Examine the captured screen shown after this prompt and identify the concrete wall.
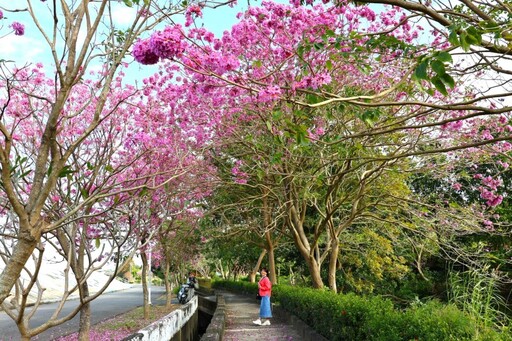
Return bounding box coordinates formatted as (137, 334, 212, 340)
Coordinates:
(122, 296, 198, 341)
(199, 295, 225, 341)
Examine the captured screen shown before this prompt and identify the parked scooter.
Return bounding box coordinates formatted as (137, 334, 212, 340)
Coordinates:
(177, 273, 199, 304)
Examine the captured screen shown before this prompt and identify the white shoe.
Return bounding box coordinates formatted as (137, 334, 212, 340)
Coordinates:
(261, 320, 271, 326)
(252, 319, 262, 325)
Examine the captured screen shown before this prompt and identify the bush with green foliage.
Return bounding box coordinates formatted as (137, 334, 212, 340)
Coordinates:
(213, 280, 510, 340)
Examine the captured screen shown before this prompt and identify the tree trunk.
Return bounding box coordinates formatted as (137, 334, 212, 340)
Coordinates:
(262, 193, 277, 284)
(287, 207, 324, 289)
(164, 261, 172, 307)
(141, 251, 150, 320)
(250, 249, 267, 283)
(77, 285, 91, 341)
(0, 230, 39, 305)
(217, 260, 226, 279)
(306, 255, 324, 289)
(328, 237, 339, 292)
(267, 239, 277, 285)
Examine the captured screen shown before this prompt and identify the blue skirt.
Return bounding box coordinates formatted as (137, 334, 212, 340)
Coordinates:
(259, 295, 272, 318)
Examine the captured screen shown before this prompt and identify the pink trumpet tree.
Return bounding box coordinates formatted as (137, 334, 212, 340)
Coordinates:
(0, 61, 201, 339)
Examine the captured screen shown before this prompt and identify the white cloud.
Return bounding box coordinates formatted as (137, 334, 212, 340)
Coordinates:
(1, 34, 45, 65)
(111, 6, 137, 27)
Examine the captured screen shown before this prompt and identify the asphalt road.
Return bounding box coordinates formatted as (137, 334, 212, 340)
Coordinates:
(0, 285, 168, 341)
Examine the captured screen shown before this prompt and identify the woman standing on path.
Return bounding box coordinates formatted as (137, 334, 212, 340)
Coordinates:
(253, 267, 272, 326)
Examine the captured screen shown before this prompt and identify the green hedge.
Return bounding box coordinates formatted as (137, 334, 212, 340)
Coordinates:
(212, 280, 510, 341)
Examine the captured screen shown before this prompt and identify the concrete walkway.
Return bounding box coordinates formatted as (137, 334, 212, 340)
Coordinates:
(217, 291, 306, 341)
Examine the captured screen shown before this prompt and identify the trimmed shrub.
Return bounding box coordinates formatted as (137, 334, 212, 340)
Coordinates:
(213, 280, 510, 340)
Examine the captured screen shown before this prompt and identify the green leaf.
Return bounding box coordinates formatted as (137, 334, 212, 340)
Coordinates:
(459, 32, 471, 51)
(326, 59, 333, 71)
(95, 238, 101, 248)
(431, 76, 448, 96)
(58, 165, 75, 178)
(414, 60, 429, 80)
(313, 42, 324, 50)
(440, 73, 455, 89)
(270, 152, 283, 164)
(295, 131, 304, 145)
(359, 109, 381, 126)
(80, 187, 89, 199)
(448, 30, 460, 47)
(305, 93, 324, 104)
(479, 20, 499, 31)
(467, 26, 482, 44)
(253, 60, 262, 68)
(266, 120, 273, 132)
(272, 110, 283, 120)
(297, 45, 305, 58)
(430, 60, 446, 75)
(324, 29, 336, 38)
(20, 170, 31, 178)
(256, 169, 265, 180)
(434, 51, 452, 63)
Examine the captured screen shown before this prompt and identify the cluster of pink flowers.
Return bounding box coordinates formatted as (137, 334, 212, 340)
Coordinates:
(231, 160, 250, 184)
(10, 21, 24, 35)
(258, 85, 282, 102)
(0, 10, 25, 36)
(185, 5, 203, 27)
(132, 25, 187, 64)
(474, 173, 504, 207)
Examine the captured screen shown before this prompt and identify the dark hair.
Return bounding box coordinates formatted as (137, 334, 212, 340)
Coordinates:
(260, 267, 268, 275)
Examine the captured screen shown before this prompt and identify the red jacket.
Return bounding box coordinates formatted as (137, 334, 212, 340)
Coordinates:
(258, 276, 272, 297)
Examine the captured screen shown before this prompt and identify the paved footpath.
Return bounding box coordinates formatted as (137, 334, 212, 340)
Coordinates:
(218, 291, 304, 341)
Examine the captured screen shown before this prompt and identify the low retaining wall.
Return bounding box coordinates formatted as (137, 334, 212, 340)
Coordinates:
(122, 296, 198, 341)
(199, 295, 225, 341)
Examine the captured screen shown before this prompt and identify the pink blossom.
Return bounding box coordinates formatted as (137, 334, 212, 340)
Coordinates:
(231, 160, 249, 184)
(185, 5, 203, 27)
(481, 176, 502, 190)
(132, 39, 159, 65)
(481, 129, 493, 140)
(501, 141, 512, 152)
(497, 161, 509, 169)
(10, 21, 25, 36)
(149, 25, 187, 60)
(258, 85, 282, 102)
(452, 182, 462, 191)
